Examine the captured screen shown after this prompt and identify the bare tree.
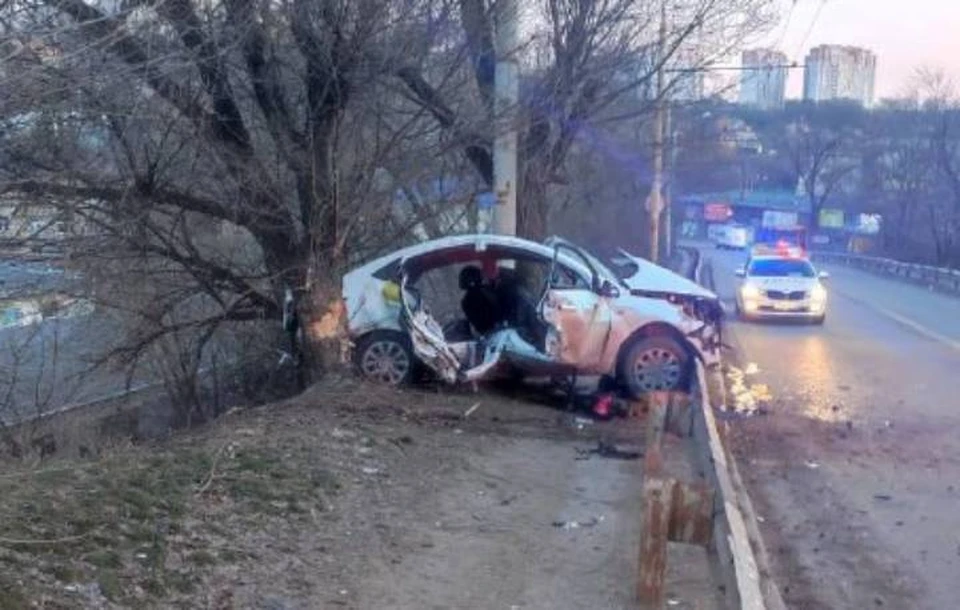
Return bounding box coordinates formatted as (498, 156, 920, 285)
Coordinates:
(0, 0, 471, 388)
(399, 0, 779, 241)
(864, 70, 960, 265)
(777, 102, 864, 229)
(924, 73, 960, 265)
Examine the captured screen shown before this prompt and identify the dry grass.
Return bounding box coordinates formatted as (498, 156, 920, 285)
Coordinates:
(0, 375, 530, 608)
(0, 409, 342, 608)
(0, 373, 593, 609)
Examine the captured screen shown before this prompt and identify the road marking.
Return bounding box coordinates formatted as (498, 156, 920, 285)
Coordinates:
(830, 280, 960, 353)
(867, 303, 960, 354)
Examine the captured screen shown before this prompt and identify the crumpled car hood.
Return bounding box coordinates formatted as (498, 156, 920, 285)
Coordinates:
(614, 251, 717, 300)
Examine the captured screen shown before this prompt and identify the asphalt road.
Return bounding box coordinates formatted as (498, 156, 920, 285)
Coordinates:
(704, 245, 960, 610)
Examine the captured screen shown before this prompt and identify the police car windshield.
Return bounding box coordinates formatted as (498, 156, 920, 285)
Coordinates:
(748, 259, 815, 278)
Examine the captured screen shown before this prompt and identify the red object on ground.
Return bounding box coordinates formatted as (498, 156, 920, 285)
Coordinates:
(593, 393, 613, 418)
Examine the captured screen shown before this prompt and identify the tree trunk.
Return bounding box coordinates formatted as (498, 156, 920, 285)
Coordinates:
(518, 173, 549, 241)
(297, 276, 348, 387)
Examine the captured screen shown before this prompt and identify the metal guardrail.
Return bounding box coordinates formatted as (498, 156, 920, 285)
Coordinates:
(634, 246, 779, 609)
(811, 251, 960, 296)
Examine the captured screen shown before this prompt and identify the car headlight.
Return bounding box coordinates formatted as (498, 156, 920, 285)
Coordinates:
(810, 284, 827, 302)
(740, 283, 761, 300)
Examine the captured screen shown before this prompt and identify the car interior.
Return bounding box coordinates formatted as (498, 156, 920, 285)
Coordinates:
(397, 244, 585, 378)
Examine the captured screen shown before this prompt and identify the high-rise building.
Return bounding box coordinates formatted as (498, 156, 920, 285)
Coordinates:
(803, 45, 877, 106)
(739, 49, 788, 110)
(630, 46, 706, 103)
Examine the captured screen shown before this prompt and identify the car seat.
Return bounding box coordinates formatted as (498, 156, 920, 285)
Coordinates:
(459, 265, 501, 335)
(494, 267, 542, 347)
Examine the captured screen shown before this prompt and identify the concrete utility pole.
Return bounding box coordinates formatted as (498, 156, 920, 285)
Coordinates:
(662, 104, 675, 260)
(492, 0, 519, 237)
(646, 0, 668, 262)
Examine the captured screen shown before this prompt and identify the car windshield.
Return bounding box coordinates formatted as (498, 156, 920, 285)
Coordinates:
(748, 259, 815, 278)
(552, 239, 623, 289)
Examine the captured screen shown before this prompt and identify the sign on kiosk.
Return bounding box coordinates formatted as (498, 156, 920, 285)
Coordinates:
(761, 210, 799, 229)
(704, 202, 733, 222)
(818, 209, 844, 229)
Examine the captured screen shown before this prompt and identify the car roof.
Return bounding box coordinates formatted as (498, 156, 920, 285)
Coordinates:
(343, 234, 591, 282)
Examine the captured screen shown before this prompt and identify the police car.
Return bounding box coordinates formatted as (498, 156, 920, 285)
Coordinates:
(734, 244, 829, 324)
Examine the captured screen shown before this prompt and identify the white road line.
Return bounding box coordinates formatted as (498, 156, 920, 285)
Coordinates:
(825, 277, 960, 353)
(867, 303, 960, 354)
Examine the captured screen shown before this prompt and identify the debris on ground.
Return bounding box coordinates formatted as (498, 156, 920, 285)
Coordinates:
(723, 365, 772, 416)
(575, 440, 642, 461)
(551, 516, 604, 530)
(805, 460, 820, 469)
(592, 393, 614, 419)
(873, 494, 893, 501)
(572, 417, 594, 430)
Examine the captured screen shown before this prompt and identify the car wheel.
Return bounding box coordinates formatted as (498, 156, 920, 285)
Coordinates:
(812, 314, 826, 325)
(618, 335, 691, 399)
(354, 331, 415, 386)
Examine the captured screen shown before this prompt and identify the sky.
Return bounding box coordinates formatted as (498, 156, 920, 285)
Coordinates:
(754, 0, 960, 100)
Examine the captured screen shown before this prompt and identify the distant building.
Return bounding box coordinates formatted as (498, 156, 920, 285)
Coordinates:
(708, 116, 763, 155)
(803, 45, 877, 106)
(629, 46, 706, 103)
(739, 49, 788, 110)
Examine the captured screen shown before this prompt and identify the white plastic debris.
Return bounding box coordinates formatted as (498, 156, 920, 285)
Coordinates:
(552, 516, 603, 530)
(724, 365, 772, 416)
(573, 417, 594, 430)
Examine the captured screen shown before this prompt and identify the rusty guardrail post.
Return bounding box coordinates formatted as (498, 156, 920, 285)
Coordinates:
(638, 391, 716, 609)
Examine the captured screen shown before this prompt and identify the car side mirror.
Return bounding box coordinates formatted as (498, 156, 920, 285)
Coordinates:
(735, 268, 746, 278)
(818, 270, 830, 280)
(598, 280, 620, 299)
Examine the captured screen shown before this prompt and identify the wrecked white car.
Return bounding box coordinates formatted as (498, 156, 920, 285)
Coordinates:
(342, 234, 721, 398)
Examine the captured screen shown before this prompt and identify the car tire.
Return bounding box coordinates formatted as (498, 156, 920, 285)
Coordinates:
(618, 335, 691, 399)
(354, 330, 416, 386)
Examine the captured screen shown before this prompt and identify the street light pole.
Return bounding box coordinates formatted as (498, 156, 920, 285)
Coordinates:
(492, 0, 519, 237)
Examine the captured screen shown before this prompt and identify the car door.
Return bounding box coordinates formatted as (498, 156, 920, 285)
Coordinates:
(395, 257, 465, 384)
(539, 244, 614, 374)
